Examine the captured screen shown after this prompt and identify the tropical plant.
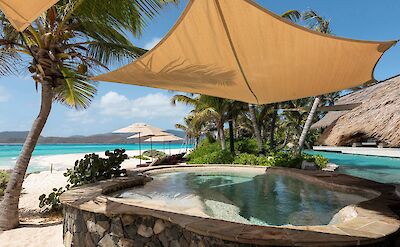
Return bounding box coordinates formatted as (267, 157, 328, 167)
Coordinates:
(0, 170, 10, 197)
(38, 187, 65, 213)
(142, 150, 166, 159)
(0, 0, 176, 230)
(172, 94, 245, 150)
(64, 149, 128, 188)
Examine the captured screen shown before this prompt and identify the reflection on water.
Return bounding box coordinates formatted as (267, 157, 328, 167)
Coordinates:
(114, 172, 367, 226)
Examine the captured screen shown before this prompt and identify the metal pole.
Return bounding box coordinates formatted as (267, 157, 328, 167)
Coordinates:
(151, 137, 153, 162)
(139, 132, 141, 165)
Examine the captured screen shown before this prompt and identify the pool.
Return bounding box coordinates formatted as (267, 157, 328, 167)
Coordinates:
(113, 171, 368, 226)
(305, 150, 400, 184)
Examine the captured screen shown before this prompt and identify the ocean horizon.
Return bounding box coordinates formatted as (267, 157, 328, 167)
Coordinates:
(0, 143, 191, 172)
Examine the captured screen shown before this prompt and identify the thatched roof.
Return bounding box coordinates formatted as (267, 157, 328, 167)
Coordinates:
(314, 75, 400, 147)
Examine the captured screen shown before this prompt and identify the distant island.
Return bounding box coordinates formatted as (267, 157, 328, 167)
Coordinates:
(0, 130, 185, 144)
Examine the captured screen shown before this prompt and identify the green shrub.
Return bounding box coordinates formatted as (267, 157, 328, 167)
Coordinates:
(132, 155, 150, 160)
(235, 138, 259, 155)
(0, 170, 10, 197)
(187, 139, 221, 161)
(233, 153, 274, 166)
(273, 152, 303, 169)
(39, 187, 65, 212)
(188, 150, 233, 164)
(142, 150, 166, 159)
(302, 154, 328, 169)
(64, 149, 128, 188)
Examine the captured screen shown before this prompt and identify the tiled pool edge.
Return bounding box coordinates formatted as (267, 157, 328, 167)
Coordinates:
(60, 165, 400, 246)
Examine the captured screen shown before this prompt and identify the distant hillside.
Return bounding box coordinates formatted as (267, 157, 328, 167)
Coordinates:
(0, 130, 185, 144)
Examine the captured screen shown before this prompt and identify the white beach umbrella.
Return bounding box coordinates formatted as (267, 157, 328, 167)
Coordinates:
(128, 131, 170, 160)
(143, 134, 183, 155)
(113, 123, 164, 164)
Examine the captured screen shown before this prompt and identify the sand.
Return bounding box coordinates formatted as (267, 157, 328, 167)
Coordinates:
(0, 148, 184, 247)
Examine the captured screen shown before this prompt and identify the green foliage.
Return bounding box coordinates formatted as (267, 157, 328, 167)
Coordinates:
(0, 170, 10, 197)
(233, 153, 273, 166)
(142, 150, 166, 159)
(132, 155, 150, 160)
(235, 138, 259, 155)
(187, 139, 222, 161)
(272, 152, 303, 169)
(302, 154, 328, 168)
(39, 187, 65, 212)
(64, 149, 128, 188)
(188, 150, 233, 164)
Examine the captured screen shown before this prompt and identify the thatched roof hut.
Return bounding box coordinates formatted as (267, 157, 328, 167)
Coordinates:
(312, 75, 400, 147)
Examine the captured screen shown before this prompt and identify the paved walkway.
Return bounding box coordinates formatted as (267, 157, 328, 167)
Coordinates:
(313, 146, 400, 158)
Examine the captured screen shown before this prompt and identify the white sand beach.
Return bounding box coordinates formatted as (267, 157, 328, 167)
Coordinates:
(0, 148, 184, 247)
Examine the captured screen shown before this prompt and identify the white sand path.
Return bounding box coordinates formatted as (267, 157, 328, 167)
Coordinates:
(0, 148, 184, 247)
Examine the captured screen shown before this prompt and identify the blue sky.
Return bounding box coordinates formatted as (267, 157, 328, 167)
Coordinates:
(0, 0, 399, 136)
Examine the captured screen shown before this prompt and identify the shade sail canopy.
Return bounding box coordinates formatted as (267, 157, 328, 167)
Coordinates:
(143, 134, 183, 142)
(113, 123, 164, 135)
(94, 0, 396, 104)
(0, 0, 58, 31)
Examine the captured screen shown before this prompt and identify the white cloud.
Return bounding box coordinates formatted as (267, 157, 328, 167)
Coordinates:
(144, 37, 162, 50)
(0, 86, 10, 102)
(66, 110, 95, 124)
(99, 91, 190, 122)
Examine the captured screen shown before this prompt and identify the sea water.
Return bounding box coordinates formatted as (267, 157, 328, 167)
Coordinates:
(0, 143, 189, 172)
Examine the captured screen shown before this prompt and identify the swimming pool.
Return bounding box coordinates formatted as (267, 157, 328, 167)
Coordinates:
(114, 171, 368, 226)
(305, 150, 400, 184)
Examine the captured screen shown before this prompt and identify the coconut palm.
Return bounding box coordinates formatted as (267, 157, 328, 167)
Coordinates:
(175, 114, 203, 146)
(0, 0, 176, 230)
(297, 9, 332, 153)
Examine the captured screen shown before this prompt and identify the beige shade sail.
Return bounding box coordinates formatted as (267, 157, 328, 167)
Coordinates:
(113, 123, 164, 135)
(0, 0, 58, 31)
(94, 0, 396, 104)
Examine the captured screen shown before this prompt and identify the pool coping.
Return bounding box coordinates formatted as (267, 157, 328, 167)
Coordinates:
(60, 165, 400, 246)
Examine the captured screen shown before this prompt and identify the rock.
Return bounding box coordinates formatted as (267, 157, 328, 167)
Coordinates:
(158, 232, 169, 247)
(153, 219, 166, 235)
(85, 234, 96, 247)
(98, 234, 116, 247)
(301, 160, 317, 170)
(170, 240, 181, 247)
(86, 220, 109, 237)
(322, 163, 339, 172)
(121, 215, 135, 226)
(137, 224, 154, 238)
(118, 238, 135, 247)
(111, 218, 124, 237)
(329, 205, 357, 225)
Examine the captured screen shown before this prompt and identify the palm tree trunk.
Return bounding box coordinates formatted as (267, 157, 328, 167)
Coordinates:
(218, 125, 226, 150)
(296, 97, 320, 154)
(228, 120, 235, 155)
(248, 104, 265, 155)
(269, 103, 278, 149)
(0, 82, 53, 230)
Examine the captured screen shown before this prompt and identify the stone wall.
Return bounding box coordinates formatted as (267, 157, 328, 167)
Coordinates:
(63, 206, 252, 247)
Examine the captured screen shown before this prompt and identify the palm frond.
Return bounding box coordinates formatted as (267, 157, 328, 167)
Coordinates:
(54, 67, 97, 109)
(281, 10, 301, 23)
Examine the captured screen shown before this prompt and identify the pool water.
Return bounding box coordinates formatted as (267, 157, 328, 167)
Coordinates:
(114, 172, 368, 226)
(305, 150, 400, 184)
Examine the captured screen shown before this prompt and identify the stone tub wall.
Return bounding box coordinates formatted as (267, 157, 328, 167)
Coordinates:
(63, 206, 252, 247)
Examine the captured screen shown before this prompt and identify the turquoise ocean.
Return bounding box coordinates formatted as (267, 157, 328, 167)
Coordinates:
(0, 143, 190, 172)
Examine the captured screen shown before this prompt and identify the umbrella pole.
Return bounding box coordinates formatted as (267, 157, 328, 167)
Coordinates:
(169, 141, 171, 155)
(151, 137, 153, 162)
(139, 132, 141, 165)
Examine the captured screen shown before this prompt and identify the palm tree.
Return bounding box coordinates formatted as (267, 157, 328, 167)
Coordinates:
(175, 114, 203, 146)
(172, 95, 244, 150)
(0, 0, 175, 230)
(296, 9, 332, 153)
